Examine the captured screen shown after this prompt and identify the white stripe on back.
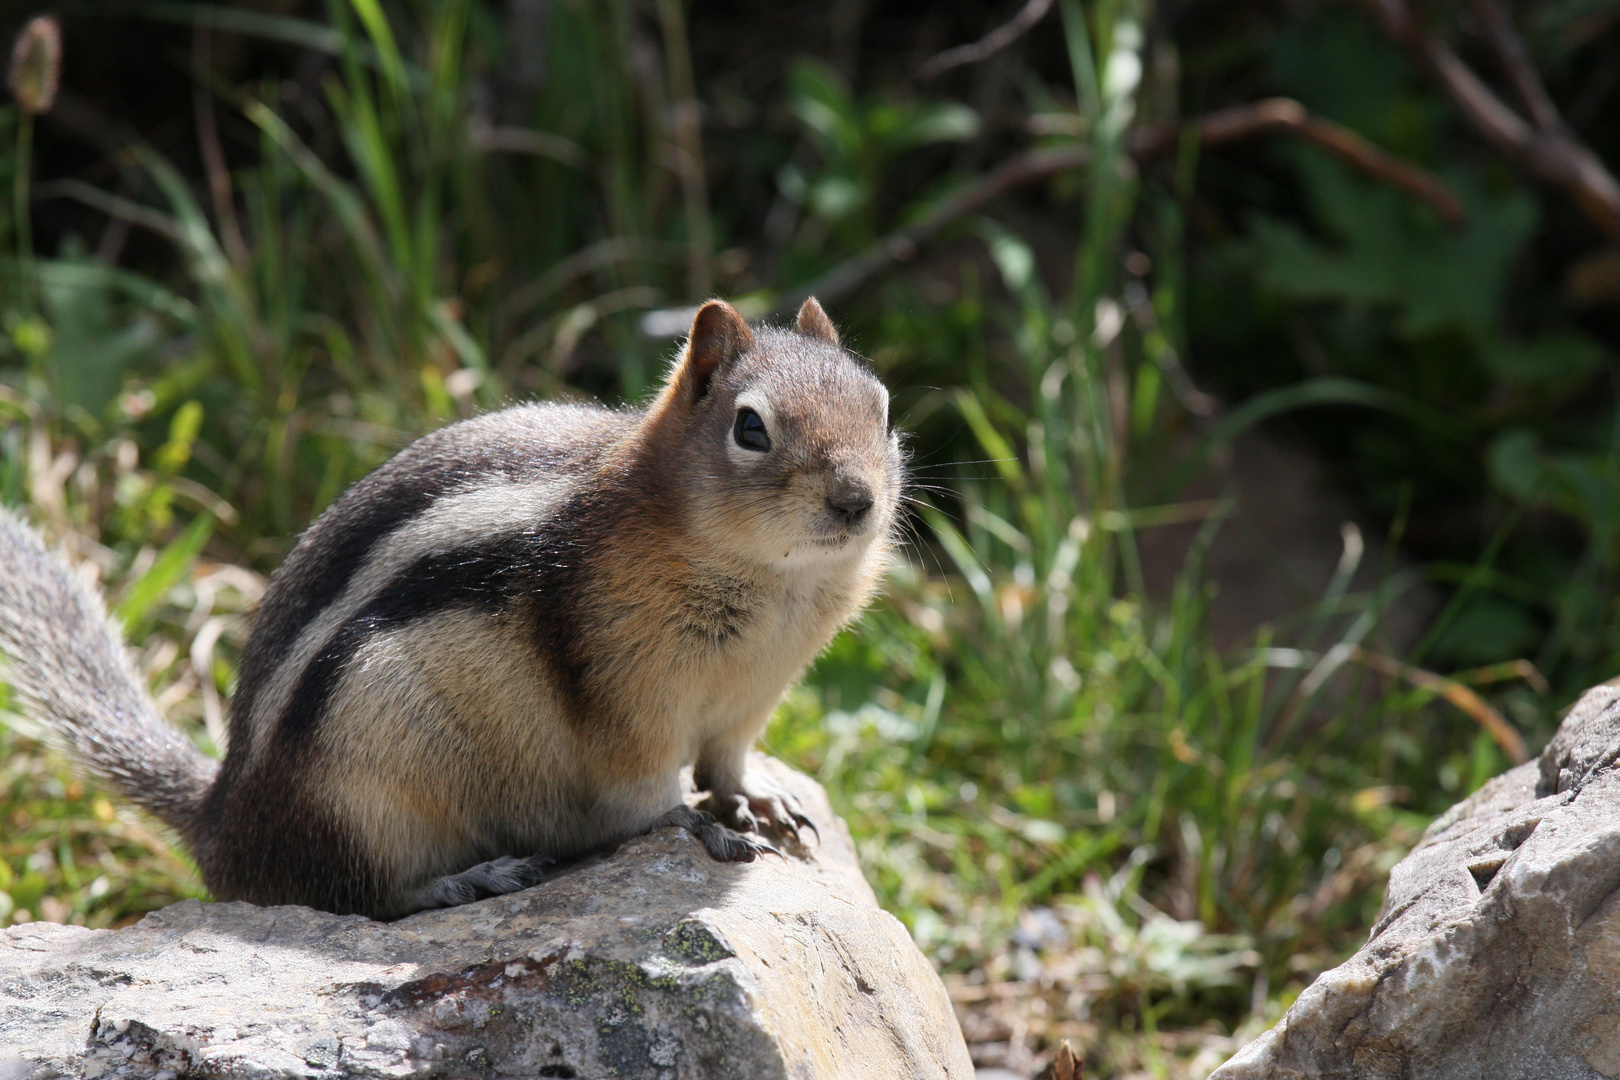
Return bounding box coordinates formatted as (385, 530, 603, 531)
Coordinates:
(239, 474, 579, 761)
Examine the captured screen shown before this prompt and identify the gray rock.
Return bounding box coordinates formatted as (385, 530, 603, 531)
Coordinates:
(0, 755, 973, 1080)
(1212, 682, 1620, 1080)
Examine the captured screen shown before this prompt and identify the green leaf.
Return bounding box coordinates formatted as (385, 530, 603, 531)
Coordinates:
(1543, 453, 1620, 538)
(428, 302, 490, 379)
(1162, 376, 1469, 501)
(1271, 8, 1439, 158)
(1243, 150, 1539, 337)
(244, 98, 394, 297)
(1428, 596, 1542, 666)
(919, 505, 993, 608)
(68, 1, 345, 55)
(808, 176, 866, 221)
(983, 226, 1037, 295)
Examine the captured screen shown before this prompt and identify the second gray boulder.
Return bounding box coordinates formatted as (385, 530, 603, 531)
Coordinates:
(1213, 682, 1620, 1080)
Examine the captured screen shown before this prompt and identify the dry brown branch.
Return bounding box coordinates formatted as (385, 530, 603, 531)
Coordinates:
(1350, 646, 1530, 764)
(775, 97, 1465, 315)
(1468, 0, 1563, 132)
(1136, 97, 1468, 226)
(1352, 0, 1620, 239)
(916, 0, 1055, 80)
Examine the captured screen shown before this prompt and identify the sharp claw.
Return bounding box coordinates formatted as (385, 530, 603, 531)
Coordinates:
(794, 813, 820, 842)
(773, 806, 800, 841)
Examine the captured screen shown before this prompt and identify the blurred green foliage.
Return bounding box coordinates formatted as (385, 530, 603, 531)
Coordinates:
(0, 0, 1615, 1075)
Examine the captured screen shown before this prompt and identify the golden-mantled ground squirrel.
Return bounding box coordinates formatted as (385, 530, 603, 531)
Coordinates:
(0, 297, 903, 919)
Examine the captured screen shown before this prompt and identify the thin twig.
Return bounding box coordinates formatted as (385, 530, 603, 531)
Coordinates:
(1428, 35, 1620, 235)
(773, 143, 1089, 317)
(1361, 0, 1414, 39)
(775, 97, 1465, 316)
(1123, 279, 1219, 417)
(1352, 0, 1620, 239)
(1467, 0, 1563, 133)
(916, 0, 1056, 80)
(192, 27, 250, 271)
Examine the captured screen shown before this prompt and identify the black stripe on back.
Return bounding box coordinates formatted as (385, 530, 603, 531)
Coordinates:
(234, 406, 623, 734)
(275, 513, 594, 744)
(233, 482, 438, 727)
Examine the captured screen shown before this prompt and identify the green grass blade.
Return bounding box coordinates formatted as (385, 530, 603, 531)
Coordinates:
(1164, 376, 1473, 500)
(61, 0, 345, 55)
(114, 514, 215, 637)
(953, 389, 1024, 488)
(344, 0, 408, 99)
(243, 98, 394, 299)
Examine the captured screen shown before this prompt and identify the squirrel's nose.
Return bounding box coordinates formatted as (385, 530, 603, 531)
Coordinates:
(826, 482, 874, 525)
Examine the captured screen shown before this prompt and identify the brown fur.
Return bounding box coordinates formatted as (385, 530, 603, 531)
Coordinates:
(2, 298, 904, 920)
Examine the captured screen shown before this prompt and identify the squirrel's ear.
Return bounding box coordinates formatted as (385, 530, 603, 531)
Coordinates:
(795, 296, 840, 346)
(676, 300, 753, 401)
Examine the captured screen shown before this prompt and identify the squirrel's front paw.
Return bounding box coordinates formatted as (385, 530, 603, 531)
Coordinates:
(700, 783, 817, 848)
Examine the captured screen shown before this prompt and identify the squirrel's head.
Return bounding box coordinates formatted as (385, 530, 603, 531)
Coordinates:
(645, 297, 903, 575)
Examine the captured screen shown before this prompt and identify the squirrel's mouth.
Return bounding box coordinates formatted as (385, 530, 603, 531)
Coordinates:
(773, 528, 875, 564)
(812, 521, 877, 548)
(816, 511, 877, 544)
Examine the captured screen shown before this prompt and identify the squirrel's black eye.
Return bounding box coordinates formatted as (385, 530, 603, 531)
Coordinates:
(734, 408, 771, 452)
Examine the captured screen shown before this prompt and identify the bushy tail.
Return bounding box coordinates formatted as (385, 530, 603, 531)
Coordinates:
(0, 509, 216, 841)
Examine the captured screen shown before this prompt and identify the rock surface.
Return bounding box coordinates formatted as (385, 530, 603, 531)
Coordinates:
(0, 755, 973, 1080)
(1212, 682, 1620, 1080)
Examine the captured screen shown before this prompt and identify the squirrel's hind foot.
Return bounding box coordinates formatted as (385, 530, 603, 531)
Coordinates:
(407, 852, 556, 911)
(655, 804, 781, 862)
